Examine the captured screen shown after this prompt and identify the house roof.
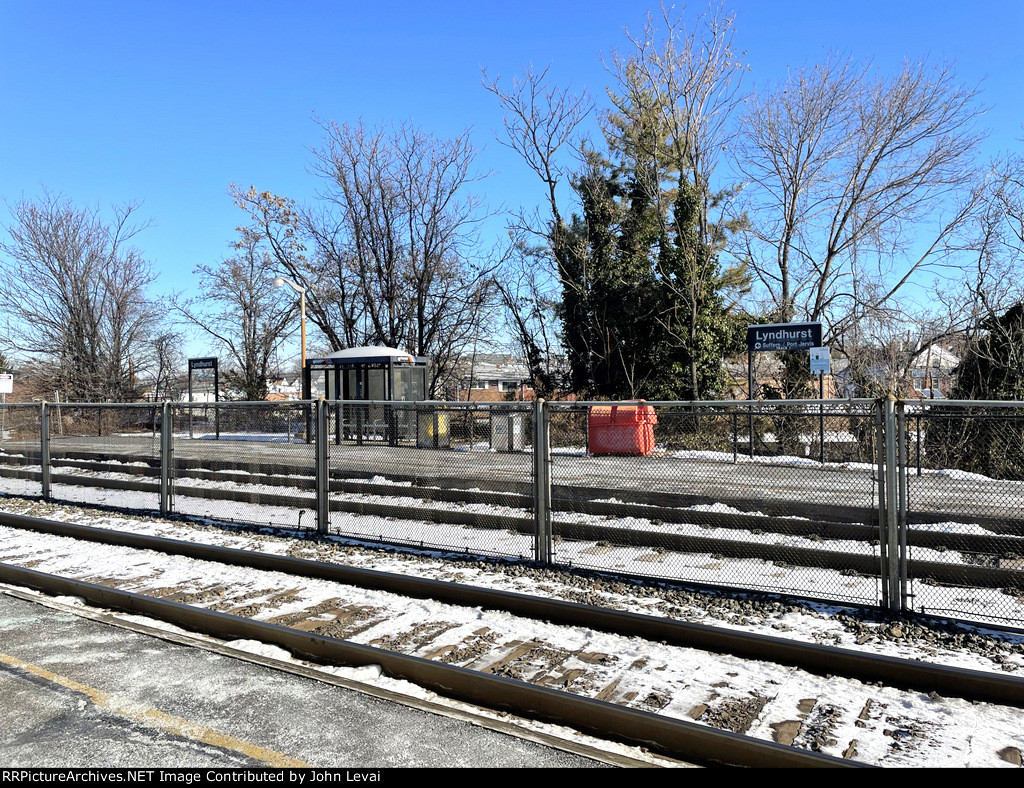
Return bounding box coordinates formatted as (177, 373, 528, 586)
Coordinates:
(460, 359, 530, 381)
(911, 344, 959, 370)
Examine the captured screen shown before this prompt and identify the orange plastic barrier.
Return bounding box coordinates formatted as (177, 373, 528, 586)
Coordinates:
(587, 401, 658, 456)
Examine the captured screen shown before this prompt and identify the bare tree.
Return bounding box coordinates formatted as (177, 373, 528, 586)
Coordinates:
(484, 64, 593, 392)
(0, 191, 159, 401)
(833, 153, 1024, 398)
(943, 153, 1024, 335)
(148, 332, 186, 401)
(921, 149, 1024, 400)
(494, 238, 563, 396)
(308, 119, 497, 394)
(174, 235, 297, 401)
(604, 2, 747, 238)
(230, 185, 363, 352)
(736, 55, 986, 334)
(484, 63, 593, 238)
(734, 55, 986, 397)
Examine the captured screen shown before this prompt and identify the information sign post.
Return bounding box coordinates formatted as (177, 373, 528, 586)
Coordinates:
(809, 347, 831, 464)
(0, 374, 11, 440)
(745, 322, 824, 458)
(187, 358, 219, 439)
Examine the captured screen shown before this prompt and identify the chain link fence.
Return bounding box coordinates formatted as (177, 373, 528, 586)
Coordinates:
(169, 402, 317, 531)
(0, 397, 1022, 630)
(546, 399, 884, 606)
(323, 400, 536, 559)
(0, 404, 44, 498)
(902, 401, 1024, 626)
(44, 403, 162, 512)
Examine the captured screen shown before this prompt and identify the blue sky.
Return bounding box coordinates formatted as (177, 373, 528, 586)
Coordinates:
(1, 0, 1022, 360)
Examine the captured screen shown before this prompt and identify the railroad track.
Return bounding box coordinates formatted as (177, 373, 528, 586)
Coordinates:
(1, 506, 1023, 767)
(5, 440, 1023, 530)
(3, 452, 1023, 597)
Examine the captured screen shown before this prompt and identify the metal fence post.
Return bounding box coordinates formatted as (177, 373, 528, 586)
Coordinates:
(731, 411, 738, 463)
(873, 399, 889, 610)
(818, 378, 826, 465)
(40, 402, 50, 500)
(533, 398, 552, 564)
(315, 399, 330, 535)
(896, 400, 909, 613)
(160, 402, 173, 517)
(748, 400, 755, 458)
(883, 396, 901, 613)
(921, 409, 929, 474)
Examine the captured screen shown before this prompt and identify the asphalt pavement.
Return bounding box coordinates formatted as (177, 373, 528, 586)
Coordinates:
(0, 590, 615, 768)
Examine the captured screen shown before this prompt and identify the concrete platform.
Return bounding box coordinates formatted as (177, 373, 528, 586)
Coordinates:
(0, 589, 625, 768)
(6, 430, 1024, 528)
(17, 432, 1024, 522)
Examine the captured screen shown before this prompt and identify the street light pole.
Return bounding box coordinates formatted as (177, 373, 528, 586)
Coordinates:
(298, 286, 306, 370)
(273, 276, 308, 370)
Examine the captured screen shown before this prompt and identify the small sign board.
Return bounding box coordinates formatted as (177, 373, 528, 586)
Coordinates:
(747, 322, 822, 352)
(0, 374, 12, 394)
(810, 347, 831, 374)
(188, 358, 218, 371)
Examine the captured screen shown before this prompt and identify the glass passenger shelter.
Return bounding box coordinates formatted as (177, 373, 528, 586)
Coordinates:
(302, 346, 430, 444)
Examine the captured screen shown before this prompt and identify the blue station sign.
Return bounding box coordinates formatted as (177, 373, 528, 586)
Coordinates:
(746, 322, 822, 352)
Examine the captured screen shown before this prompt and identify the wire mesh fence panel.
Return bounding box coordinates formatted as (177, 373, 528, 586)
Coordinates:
(170, 402, 318, 531)
(546, 400, 884, 607)
(0, 404, 44, 499)
(902, 401, 1024, 628)
(324, 400, 536, 559)
(44, 404, 162, 512)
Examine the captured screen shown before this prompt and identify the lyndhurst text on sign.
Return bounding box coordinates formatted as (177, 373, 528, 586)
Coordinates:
(746, 322, 822, 352)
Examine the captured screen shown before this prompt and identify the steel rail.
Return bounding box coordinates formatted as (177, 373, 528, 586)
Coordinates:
(10, 458, 883, 535)
(7, 444, 1021, 534)
(4, 453, 1022, 535)
(0, 471, 919, 577)
(0, 561, 858, 769)
(1, 511, 1022, 709)
(7, 465, 1022, 590)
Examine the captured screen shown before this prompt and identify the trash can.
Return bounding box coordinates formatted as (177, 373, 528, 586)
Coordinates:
(587, 401, 657, 456)
(490, 411, 526, 452)
(417, 408, 450, 448)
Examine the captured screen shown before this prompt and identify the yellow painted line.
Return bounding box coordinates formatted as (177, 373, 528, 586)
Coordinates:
(0, 651, 309, 767)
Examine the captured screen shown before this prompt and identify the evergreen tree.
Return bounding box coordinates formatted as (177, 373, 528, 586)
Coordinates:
(487, 7, 749, 401)
(552, 110, 746, 400)
(952, 303, 1024, 401)
(924, 304, 1024, 479)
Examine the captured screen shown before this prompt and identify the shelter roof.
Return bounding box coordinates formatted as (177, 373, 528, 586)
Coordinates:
(306, 346, 426, 367)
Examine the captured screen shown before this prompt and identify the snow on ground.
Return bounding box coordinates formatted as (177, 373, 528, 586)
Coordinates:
(174, 432, 304, 444)
(0, 513, 1022, 767)
(2, 465, 1023, 627)
(666, 447, 1017, 484)
(1, 490, 1022, 667)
